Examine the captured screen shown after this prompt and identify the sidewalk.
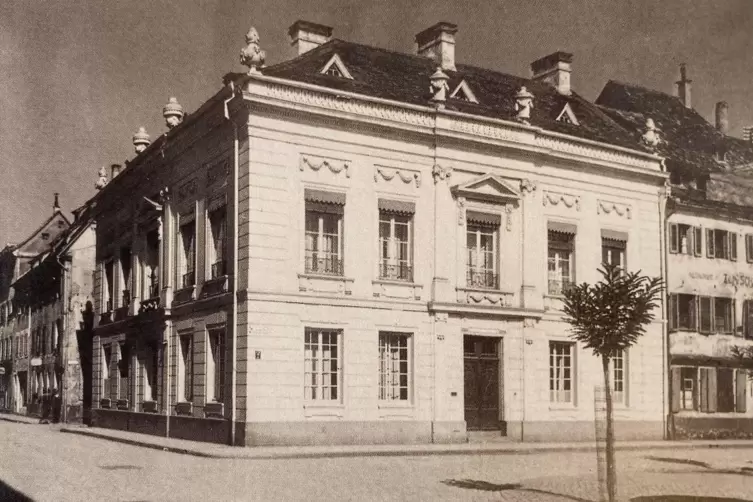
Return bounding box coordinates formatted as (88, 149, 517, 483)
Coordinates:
(58, 425, 753, 460)
(0, 412, 42, 425)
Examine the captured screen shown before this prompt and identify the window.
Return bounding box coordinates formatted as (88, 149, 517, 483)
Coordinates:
(610, 350, 626, 405)
(680, 367, 696, 410)
(548, 229, 575, 295)
(304, 328, 341, 401)
(102, 345, 112, 400)
(208, 207, 227, 279)
(142, 346, 157, 402)
(467, 218, 498, 288)
(378, 332, 410, 401)
(179, 334, 193, 401)
(143, 230, 160, 299)
(104, 260, 114, 311)
(326, 66, 343, 77)
(117, 343, 130, 402)
(668, 294, 697, 331)
(120, 247, 132, 307)
(714, 297, 734, 334)
(305, 196, 344, 276)
(179, 221, 196, 288)
(549, 342, 574, 404)
(746, 234, 753, 263)
(207, 329, 225, 403)
(699, 296, 713, 333)
(743, 300, 753, 340)
(601, 237, 626, 269)
(669, 223, 701, 256)
(673, 366, 747, 413)
(706, 228, 737, 261)
(379, 208, 413, 281)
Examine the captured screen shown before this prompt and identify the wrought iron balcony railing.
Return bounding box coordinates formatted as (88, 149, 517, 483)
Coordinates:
(211, 260, 226, 279)
(379, 263, 413, 282)
(182, 270, 196, 289)
(466, 270, 499, 289)
(548, 278, 575, 296)
(305, 255, 343, 276)
(122, 290, 131, 307)
(148, 282, 160, 299)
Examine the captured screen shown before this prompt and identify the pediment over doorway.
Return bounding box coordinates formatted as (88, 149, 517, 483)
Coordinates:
(451, 174, 521, 203)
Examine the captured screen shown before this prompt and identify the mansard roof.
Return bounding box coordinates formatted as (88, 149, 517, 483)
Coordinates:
(596, 80, 753, 183)
(260, 39, 643, 151)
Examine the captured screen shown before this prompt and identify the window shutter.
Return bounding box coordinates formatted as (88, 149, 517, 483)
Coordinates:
(737, 370, 747, 413)
(730, 233, 738, 261)
(708, 367, 718, 412)
(694, 227, 703, 256)
(671, 367, 681, 412)
(747, 235, 753, 263)
(706, 229, 715, 258)
(669, 224, 679, 254)
(668, 295, 677, 331)
(746, 301, 753, 340)
(699, 368, 709, 412)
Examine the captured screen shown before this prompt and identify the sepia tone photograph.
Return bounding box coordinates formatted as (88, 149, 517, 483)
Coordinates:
(1, 1, 753, 500)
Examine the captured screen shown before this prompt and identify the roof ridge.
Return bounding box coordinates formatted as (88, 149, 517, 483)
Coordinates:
(605, 78, 681, 101)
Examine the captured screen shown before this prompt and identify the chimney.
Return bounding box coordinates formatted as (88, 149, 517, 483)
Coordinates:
(53, 193, 60, 213)
(531, 52, 573, 95)
(110, 164, 122, 179)
(288, 20, 333, 57)
(676, 63, 692, 108)
(744, 126, 753, 143)
(715, 101, 729, 135)
(415, 22, 458, 72)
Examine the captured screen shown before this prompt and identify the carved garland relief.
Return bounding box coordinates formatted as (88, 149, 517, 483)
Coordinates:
(542, 190, 580, 211)
(373, 166, 422, 187)
(597, 199, 632, 219)
(300, 155, 351, 178)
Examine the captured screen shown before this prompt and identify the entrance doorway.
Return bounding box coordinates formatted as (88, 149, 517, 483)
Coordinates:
(463, 336, 501, 431)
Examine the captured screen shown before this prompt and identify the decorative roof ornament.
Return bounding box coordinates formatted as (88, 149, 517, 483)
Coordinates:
(514, 87, 534, 123)
(95, 166, 108, 190)
(641, 118, 661, 150)
(163, 97, 184, 130)
(240, 26, 266, 74)
(132, 126, 151, 153)
(429, 67, 450, 106)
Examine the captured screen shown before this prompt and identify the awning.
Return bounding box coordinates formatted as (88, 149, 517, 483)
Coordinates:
(601, 229, 629, 243)
(547, 221, 577, 234)
(467, 210, 501, 226)
(378, 199, 415, 214)
(304, 188, 346, 205)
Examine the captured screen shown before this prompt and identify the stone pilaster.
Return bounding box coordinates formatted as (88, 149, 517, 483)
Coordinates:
(432, 163, 455, 303)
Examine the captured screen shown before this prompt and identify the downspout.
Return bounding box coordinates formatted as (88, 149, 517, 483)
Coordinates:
(430, 106, 438, 443)
(224, 81, 239, 446)
(659, 184, 671, 439)
(55, 255, 70, 424)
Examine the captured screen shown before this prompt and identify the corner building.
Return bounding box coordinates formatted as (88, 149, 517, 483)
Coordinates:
(90, 21, 667, 445)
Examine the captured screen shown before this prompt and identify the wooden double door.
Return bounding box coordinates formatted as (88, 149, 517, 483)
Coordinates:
(463, 336, 501, 430)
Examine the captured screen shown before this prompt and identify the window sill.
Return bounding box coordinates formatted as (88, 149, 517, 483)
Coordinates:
(298, 274, 354, 295)
(548, 403, 576, 411)
(377, 401, 413, 409)
(303, 402, 345, 418)
(373, 278, 420, 287)
(298, 273, 353, 282)
(457, 286, 515, 307)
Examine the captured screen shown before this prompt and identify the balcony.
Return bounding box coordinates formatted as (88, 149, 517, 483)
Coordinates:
(202, 260, 229, 298)
(379, 263, 413, 282)
(182, 270, 196, 289)
(547, 279, 575, 296)
(99, 299, 113, 324)
(174, 270, 196, 304)
(139, 282, 161, 314)
(305, 255, 343, 276)
(211, 260, 226, 279)
(466, 270, 499, 290)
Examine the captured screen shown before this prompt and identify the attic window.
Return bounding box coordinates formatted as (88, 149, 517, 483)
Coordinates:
(449, 80, 478, 103)
(41, 233, 50, 240)
(556, 103, 579, 126)
(320, 54, 353, 80)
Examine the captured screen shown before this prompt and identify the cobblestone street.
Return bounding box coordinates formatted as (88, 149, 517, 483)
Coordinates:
(3, 422, 753, 501)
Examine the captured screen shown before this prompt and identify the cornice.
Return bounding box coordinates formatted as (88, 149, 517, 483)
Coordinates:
(242, 74, 665, 178)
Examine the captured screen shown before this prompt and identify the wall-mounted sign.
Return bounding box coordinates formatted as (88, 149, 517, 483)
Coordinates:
(722, 273, 753, 289)
(30, 358, 42, 367)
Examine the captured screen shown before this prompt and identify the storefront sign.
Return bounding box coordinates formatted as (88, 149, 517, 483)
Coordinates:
(30, 358, 42, 367)
(688, 272, 714, 281)
(722, 273, 753, 289)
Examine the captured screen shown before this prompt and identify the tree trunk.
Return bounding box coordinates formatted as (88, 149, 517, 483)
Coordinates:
(602, 356, 617, 502)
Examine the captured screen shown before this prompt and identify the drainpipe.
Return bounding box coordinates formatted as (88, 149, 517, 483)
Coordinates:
(660, 186, 671, 439)
(224, 81, 239, 446)
(55, 255, 70, 424)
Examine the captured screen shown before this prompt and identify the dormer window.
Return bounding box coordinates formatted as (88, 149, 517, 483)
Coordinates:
(449, 80, 478, 103)
(319, 54, 353, 80)
(556, 103, 579, 125)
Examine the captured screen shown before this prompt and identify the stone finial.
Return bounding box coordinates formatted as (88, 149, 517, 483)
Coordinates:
(429, 68, 450, 105)
(641, 118, 661, 149)
(133, 127, 151, 153)
(240, 26, 266, 74)
(515, 87, 534, 123)
(163, 97, 184, 130)
(95, 166, 108, 190)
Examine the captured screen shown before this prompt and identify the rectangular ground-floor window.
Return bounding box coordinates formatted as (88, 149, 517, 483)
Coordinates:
(304, 328, 341, 402)
(179, 334, 193, 402)
(672, 366, 747, 413)
(378, 332, 410, 402)
(549, 341, 574, 404)
(207, 329, 225, 403)
(102, 345, 112, 400)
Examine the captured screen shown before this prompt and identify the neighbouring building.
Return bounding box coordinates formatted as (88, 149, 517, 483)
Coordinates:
(11, 200, 96, 422)
(0, 196, 70, 414)
(89, 20, 668, 446)
(597, 66, 753, 439)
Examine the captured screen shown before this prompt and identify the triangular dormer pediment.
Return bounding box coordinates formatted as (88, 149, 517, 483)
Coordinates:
(449, 80, 478, 103)
(451, 174, 520, 203)
(320, 53, 353, 80)
(556, 102, 579, 125)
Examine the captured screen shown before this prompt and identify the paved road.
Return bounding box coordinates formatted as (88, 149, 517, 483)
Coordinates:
(2, 422, 753, 501)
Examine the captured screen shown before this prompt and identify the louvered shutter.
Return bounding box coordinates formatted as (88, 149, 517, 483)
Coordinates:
(694, 227, 703, 256)
(737, 370, 747, 413)
(699, 368, 709, 412)
(708, 367, 718, 412)
(669, 224, 679, 253)
(671, 367, 681, 412)
(730, 233, 738, 261)
(668, 295, 677, 331)
(706, 229, 715, 258)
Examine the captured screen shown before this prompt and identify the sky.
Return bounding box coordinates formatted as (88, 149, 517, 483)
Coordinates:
(1, 0, 752, 244)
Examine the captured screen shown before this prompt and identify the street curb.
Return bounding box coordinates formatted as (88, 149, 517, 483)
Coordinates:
(0, 416, 37, 425)
(59, 428, 753, 461)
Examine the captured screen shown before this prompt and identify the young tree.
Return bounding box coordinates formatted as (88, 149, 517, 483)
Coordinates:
(561, 263, 663, 502)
